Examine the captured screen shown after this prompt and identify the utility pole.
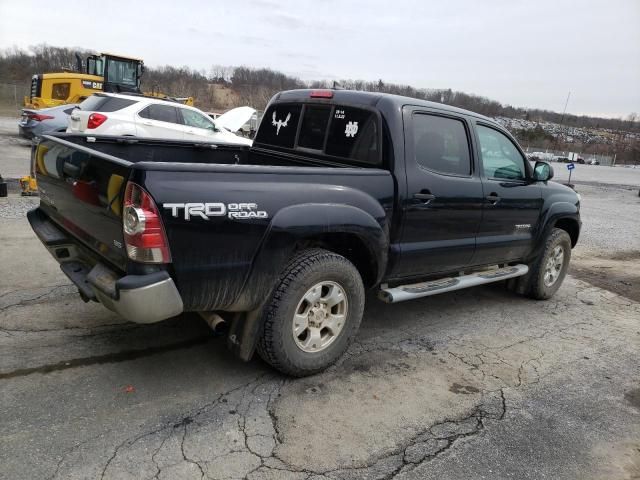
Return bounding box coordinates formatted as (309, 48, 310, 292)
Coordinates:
(552, 91, 571, 154)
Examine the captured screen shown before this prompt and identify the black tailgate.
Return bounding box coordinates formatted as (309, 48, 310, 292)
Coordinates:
(34, 136, 131, 271)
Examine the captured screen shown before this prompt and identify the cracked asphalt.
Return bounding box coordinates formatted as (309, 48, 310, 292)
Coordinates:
(1, 128, 639, 479)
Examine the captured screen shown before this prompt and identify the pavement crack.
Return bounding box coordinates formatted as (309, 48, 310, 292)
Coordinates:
(180, 419, 205, 479)
(0, 284, 76, 312)
(0, 336, 211, 380)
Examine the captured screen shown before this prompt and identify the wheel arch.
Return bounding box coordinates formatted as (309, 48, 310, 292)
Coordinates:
(225, 203, 388, 362)
(233, 203, 388, 312)
(553, 216, 580, 247)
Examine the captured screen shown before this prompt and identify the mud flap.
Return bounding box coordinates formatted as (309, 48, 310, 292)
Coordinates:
(226, 307, 264, 362)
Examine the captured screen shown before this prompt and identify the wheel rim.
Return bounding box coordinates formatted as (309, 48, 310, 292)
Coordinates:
(292, 281, 348, 353)
(543, 245, 565, 287)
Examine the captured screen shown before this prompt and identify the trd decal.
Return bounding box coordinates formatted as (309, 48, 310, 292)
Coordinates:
(163, 202, 268, 220)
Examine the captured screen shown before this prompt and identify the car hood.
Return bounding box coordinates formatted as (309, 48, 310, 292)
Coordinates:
(214, 106, 256, 132)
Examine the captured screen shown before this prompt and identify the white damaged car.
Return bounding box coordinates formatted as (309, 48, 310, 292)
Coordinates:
(67, 93, 255, 145)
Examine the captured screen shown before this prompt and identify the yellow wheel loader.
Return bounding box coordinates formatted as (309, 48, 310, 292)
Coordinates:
(20, 53, 193, 195)
(24, 53, 194, 109)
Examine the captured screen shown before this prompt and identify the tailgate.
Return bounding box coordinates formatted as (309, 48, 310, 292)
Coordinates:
(34, 135, 131, 271)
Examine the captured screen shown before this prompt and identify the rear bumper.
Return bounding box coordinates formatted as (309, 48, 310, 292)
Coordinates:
(27, 208, 183, 323)
(18, 124, 35, 139)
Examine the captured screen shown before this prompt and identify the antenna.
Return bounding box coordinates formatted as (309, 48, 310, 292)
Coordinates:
(552, 91, 571, 152)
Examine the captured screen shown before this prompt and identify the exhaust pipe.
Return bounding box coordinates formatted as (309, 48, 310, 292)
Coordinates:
(199, 312, 228, 335)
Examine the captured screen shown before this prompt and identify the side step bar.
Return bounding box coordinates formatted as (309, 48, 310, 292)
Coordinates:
(378, 264, 529, 303)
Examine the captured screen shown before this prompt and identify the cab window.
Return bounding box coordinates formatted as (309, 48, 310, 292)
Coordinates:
(255, 103, 380, 165)
(254, 104, 302, 149)
(476, 125, 526, 180)
(413, 114, 471, 176)
(326, 107, 379, 164)
(297, 106, 331, 150)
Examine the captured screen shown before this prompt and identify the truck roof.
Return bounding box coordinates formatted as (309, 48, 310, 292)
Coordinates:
(273, 89, 496, 124)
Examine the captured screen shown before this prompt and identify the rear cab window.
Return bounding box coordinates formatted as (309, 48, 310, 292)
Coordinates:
(255, 102, 381, 166)
(255, 104, 302, 149)
(79, 95, 137, 112)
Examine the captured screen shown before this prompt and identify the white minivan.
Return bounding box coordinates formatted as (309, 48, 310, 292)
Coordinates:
(68, 93, 255, 146)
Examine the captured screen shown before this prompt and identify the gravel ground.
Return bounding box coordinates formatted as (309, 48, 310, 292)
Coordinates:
(0, 196, 38, 218)
(0, 124, 639, 480)
(0, 115, 32, 180)
(550, 162, 640, 188)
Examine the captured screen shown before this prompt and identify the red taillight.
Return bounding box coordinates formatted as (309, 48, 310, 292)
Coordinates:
(310, 89, 333, 98)
(87, 112, 107, 129)
(28, 113, 54, 122)
(123, 182, 171, 263)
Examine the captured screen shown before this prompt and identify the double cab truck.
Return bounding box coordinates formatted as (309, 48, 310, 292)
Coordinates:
(28, 89, 581, 376)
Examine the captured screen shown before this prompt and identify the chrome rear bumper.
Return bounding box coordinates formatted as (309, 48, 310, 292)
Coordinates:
(28, 208, 183, 323)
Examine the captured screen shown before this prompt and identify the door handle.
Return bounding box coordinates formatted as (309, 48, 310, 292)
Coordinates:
(142, 121, 152, 126)
(486, 193, 501, 204)
(414, 192, 436, 201)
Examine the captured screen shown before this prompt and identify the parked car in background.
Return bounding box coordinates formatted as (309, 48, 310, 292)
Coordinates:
(67, 93, 255, 145)
(18, 104, 78, 139)
(208, 109, 262, 139)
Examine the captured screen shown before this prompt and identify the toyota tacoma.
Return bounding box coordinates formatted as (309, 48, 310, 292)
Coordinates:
(28, 89, 581, 376)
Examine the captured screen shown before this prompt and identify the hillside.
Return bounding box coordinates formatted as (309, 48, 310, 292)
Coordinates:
(0, 45, 638, 163)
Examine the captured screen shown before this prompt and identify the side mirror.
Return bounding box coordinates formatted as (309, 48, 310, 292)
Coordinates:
(533, 161, 554, 182)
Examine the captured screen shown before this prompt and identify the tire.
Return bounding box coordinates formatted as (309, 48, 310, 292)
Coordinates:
(513, 228, 572, 300)
(257, 248, 365, 377)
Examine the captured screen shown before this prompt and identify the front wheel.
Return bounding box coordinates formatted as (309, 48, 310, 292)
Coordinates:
(257, 248, 365, 377)
(514, 228, 572, 300)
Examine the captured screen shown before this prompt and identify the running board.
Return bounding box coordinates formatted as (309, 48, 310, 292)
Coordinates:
(378, 264, 529, 303)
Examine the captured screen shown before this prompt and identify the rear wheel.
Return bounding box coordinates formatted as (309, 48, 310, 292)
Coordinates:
(257, 248, 365, 377)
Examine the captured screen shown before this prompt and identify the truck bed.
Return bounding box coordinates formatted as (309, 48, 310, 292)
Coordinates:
(33, 133, 394, 312)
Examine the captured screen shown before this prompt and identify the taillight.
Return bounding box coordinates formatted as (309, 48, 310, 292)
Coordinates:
(123, 182, 171, 263)
(28, 113, 54, 122)
(310, 89, 333, 98)
(87, 112, 107, 129)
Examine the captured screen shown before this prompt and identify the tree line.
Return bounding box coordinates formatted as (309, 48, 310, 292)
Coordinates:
(1, 44, 638, 136)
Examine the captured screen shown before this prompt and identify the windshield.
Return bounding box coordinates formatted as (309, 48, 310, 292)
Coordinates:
(105, 58, 138, 87)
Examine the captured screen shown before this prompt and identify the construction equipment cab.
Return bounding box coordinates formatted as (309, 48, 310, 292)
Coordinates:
(86, 53, 143, 94)
(24, 53, 144, 109)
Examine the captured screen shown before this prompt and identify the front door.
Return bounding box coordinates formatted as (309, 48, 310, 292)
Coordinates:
(179, 108, 218, 140)
(472, 123, 543, 264)
(393, 109, 484, 278)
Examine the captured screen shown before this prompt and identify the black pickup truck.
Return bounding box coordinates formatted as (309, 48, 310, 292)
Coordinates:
(28, 89, 581, 376)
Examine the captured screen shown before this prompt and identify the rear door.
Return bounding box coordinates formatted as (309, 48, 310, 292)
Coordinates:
(136, 104, 184, 139)
(472, 122, 543, 264)
(394, 108, 484, 277)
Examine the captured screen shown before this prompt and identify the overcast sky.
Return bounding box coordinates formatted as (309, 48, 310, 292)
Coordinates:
(1, 0, 638, 118)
